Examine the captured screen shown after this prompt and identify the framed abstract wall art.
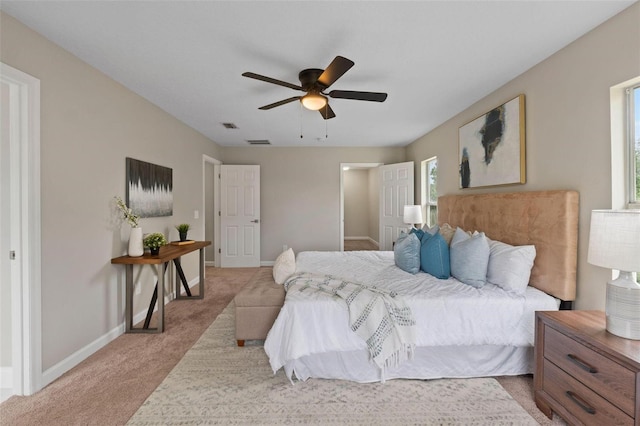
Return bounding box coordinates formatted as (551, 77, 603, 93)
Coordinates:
(458, 95, 526, 189)
(126, 157, 173, 217)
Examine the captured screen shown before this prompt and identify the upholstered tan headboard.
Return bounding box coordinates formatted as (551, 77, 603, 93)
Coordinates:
(438, 190, 579, 301)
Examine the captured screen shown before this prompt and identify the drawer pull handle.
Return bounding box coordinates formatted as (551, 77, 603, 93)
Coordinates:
(567, 354, 598, 374)
(565, 391, 596, 415)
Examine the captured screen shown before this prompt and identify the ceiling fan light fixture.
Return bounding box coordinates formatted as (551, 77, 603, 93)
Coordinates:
(301, 93, 328, 111)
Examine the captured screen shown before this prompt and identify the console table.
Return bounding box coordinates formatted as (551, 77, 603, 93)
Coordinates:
(111, 241, 211, 333)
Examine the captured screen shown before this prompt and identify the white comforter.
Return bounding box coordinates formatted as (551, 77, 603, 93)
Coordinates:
(264, 251, 559, 377)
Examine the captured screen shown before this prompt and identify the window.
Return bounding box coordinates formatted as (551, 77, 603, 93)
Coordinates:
(626, 85, 640, 282)
(628, 84, 640, 206)
(421, 157, 438, 227)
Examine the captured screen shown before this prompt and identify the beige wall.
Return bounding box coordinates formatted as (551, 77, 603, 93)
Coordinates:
(222, 147, 404, 260)
(344, 169, 371, 238)
(1, 12, 222, 372)
(406, 3, 640, 310)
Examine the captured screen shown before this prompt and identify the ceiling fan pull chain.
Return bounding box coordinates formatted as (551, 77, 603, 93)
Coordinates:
(325, 107, 328, 139)
(300, 102, 304, 139)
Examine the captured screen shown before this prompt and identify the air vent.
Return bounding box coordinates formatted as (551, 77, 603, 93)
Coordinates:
(246, 139, 271, 145)
(222, 122, 238, 129)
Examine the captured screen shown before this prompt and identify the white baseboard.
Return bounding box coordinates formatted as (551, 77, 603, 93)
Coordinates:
(344, 236, 379, 247)
(0, 367, 12, 403)
(205, 260, 215, 267)
(260, 261, 275, 266)
(41, 276, 200, 389)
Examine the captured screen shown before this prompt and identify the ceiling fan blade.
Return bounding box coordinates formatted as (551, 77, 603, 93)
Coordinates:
(258, 96, 301, 110)
(242, 72, 303, 91)
(328, 90, 387, 102)
(319, 104, 336, 120)
(317, 56, 354, 88)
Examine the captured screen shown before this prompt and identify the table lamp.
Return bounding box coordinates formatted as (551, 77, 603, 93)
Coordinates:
(403, 205, 423, 230)
(587, 209, 640, 340)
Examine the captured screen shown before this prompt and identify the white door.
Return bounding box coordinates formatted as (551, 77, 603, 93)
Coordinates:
(220, 165, 260, 267)
(379, 161, 414, 251)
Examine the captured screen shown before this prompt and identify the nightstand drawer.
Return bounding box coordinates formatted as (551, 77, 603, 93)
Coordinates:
(544, 326, 636, 417)
(543, 360, 634, 426)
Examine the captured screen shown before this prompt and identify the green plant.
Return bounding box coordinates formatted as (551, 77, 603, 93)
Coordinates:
(175, 223, 190, 233)
(143, 232, 167, 249)
(114, 196, 139, 228)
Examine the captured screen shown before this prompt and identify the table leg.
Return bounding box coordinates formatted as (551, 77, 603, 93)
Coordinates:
(174, 254, 204, 300)
(143, 262, 169, 330)
(125, 264, 133, 333)
(157, 262, 164, 333)
(199, 247, 205, 298)
(173, 258, 192, 298)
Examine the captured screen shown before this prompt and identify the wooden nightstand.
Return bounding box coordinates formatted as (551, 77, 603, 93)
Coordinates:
(534, 310, 640, 425)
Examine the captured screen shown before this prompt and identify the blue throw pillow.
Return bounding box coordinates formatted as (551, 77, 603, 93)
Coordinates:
(394, 232, 421, 274)
(450, 228, 490, 288)
(420, 232, 450, 279)
(410, 228, 425, 240)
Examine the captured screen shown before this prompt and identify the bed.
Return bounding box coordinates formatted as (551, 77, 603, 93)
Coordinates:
(264, 190, 579, 383)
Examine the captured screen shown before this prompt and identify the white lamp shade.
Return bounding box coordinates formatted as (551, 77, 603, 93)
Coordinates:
(403, 205, 423, 225)
(587, 209, 640, 272)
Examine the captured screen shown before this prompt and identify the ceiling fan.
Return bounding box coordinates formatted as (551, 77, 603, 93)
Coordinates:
(242, 56, 387, 120)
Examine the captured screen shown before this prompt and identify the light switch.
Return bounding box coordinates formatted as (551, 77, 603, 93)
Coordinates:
(194, 210, 199, 219)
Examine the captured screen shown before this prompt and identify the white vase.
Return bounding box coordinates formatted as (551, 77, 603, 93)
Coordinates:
(128, 227, 144, 257)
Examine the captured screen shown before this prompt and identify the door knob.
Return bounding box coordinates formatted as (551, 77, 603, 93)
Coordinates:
(251, 219, 260, 223)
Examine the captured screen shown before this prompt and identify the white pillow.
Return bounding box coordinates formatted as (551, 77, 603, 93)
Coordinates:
(273, 248, 296, 285)
(487, 239, 536, 295)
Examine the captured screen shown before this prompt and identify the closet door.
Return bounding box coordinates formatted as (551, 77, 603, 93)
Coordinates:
(220, 165, 260, 267)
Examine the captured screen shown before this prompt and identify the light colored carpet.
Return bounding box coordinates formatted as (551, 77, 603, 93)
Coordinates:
(0, 266, 258, 426)
(128, 304, 539, 425)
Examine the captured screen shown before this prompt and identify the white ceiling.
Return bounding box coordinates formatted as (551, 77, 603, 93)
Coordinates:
(2, 1, 635, 147)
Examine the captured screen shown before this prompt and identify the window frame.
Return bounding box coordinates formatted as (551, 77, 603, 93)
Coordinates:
(421, 157, 438, 228)
(627, 84, 640, 208)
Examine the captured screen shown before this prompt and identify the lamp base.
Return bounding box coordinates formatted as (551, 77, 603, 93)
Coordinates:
(606, 272, 640, 340)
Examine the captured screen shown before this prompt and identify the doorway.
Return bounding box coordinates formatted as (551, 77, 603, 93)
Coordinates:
(203, 155, 221, 267)
(339, 163, 382, 251)
(0, 63, 42, 399)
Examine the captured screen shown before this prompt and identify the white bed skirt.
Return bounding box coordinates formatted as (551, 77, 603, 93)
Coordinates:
(287, 345, 534, 383)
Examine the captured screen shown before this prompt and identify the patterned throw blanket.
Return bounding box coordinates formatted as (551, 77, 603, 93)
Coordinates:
(284, 272, 416, 377)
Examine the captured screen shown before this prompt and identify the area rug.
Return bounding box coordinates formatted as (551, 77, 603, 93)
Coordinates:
(128, 303, 538, 425)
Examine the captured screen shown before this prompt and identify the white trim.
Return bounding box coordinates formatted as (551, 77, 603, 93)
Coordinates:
(41, 322, 123, 389)
(1, 63, 42, 396)
(421, 157, 438, 228)
(626, 83, 639, 204)
(344, 237, 380, 247)
(261, 261, 275, 267)
(41, 275, 199, 389)
(0, 367, 13, 403)
(202, 155, 221, 268)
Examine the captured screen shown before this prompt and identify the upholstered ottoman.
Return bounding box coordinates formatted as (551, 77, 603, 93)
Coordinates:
(234, 267, 285, 346)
